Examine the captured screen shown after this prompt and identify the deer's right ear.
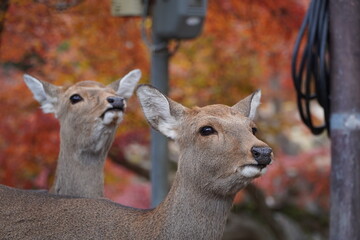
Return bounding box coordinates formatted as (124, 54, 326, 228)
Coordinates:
(136, 84, 186, 140)
(231, 90, 261, 120)
(23, 74, 61, 115)
(108, 69, 141, 99)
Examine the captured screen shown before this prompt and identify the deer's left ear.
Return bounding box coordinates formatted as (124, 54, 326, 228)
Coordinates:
(108, 69, 141, 99)
(231, 90, 261, 120)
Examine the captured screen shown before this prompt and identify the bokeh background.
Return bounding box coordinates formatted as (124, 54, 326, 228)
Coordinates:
(0, 0, 330, 239)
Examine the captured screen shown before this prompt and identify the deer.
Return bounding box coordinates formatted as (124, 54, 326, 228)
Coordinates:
(0, 84, 273, 240)
(23, 69, 141, 198)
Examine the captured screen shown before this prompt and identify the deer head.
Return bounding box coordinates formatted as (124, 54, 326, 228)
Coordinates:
(24, 70, 141, 148)
(23, 70, 141, 197)
(137, 85, 272, 198)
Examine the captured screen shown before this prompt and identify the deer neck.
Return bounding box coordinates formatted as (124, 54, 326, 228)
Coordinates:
(50, 125, 117, 198)
(152, 172, 234, 239)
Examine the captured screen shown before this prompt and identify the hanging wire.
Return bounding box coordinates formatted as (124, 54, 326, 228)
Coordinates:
(291, 0, 330, 135)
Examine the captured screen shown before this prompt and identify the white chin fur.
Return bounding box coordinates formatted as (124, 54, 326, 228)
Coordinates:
(240, 165, 267, 178)
(102, 111, 124, 125)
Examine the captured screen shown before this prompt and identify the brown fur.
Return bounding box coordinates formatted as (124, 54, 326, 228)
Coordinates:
(23, 70, 140, 198)
(0, 85, 272, 239)
(51, 81, 121, 198)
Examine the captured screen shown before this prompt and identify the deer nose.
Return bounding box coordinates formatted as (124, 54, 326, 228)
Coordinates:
(251, 146, 272, 165)
(107, 96, 125, 110)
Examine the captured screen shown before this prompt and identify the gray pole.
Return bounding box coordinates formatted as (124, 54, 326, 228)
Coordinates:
(329, 0, 360, 239)
(150, 34, 170, 207)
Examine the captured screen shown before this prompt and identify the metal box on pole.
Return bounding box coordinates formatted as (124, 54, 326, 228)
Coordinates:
(152, 0, 207, 40)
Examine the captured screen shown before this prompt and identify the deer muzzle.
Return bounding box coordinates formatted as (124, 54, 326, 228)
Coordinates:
(251, 146, 272, 168)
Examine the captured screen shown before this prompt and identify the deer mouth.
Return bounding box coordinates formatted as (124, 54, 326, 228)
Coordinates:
(100, 106, 124, 119)
(100, 106, 125, 125)
(238, 164, 268, 178)
(247, 163, 268, 170)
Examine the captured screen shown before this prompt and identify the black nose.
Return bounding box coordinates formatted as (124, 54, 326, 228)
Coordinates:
(107, 96, 125, 110)
(251, 146, 272, 165)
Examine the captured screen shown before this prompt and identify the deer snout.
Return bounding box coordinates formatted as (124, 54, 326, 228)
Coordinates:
(251, 146, 272, 166)
(107, 96, 125, 110)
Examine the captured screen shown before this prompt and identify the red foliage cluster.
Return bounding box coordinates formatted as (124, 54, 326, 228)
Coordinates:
(257, 147, 330, 210)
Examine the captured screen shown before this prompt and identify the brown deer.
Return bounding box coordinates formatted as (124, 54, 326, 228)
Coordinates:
(23, 69, 141, 198)
(0, 84, 272, 240)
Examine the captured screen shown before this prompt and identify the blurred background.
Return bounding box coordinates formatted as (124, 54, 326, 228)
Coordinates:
(0, 0, 330, 239)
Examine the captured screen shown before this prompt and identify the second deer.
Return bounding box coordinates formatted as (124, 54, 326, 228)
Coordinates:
(23, 70, 141, 198)
(0, 84, 272, 240)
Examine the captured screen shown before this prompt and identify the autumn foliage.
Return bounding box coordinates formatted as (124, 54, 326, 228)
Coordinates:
(0, 1, 329, 233)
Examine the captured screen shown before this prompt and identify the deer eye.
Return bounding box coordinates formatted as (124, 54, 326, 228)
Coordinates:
(252, 127, 258, 135)
(69, 94, 83, 104)
(199, 126, 217, 136)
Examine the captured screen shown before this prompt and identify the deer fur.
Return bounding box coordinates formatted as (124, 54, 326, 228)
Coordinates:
(23, 70, 141, 198)
(0, 84, 272, 240)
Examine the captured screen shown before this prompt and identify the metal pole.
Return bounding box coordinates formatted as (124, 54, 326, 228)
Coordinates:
(150, 34, 170, 207)
(329, 0, 360, 239)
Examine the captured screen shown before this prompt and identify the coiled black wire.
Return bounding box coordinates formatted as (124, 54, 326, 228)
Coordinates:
(291, 0, 330, 135)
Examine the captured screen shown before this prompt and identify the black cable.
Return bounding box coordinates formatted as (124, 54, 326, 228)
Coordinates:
(291, 0, 330, 135)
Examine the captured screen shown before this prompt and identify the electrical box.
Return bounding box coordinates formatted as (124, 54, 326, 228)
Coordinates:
(111, 0, 143, 17)
(152, 0, 207, 40)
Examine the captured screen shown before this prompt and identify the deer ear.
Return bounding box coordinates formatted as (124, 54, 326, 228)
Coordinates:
(108, 69, 141, 99)
(136, 84, 186, 140)
(231, 90, 261, 120)
(23, 74, 61, 115)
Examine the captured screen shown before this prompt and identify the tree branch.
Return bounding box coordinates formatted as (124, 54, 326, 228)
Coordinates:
(108, 152, 150, 180)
